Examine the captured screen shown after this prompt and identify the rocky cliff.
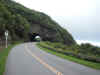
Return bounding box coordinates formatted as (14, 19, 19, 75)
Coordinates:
(0, 0, 76, 45)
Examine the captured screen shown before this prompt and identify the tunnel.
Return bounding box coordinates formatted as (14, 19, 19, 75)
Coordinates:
(29, 33, 41, 42)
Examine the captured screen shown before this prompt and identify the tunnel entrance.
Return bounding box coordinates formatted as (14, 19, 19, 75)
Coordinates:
(29, 33, 41, 42)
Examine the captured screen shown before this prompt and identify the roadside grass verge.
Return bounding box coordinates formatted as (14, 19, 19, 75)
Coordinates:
(0, 41, 22, 75)
(37, 42, 100, 70)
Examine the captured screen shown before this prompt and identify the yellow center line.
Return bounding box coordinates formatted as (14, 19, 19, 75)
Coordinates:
(24, 44, 63, 75)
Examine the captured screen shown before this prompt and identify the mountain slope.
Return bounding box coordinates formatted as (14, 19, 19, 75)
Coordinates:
(0, 0, 76, 45)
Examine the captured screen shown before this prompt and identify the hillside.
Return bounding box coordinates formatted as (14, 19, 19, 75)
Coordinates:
(0, 0, 76, 45)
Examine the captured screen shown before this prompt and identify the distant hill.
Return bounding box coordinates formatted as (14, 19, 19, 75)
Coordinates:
(0, 0, 76, 45)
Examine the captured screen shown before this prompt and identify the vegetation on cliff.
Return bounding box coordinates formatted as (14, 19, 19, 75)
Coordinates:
(0, 0, 75, 45)
(37, 42, 100, 69)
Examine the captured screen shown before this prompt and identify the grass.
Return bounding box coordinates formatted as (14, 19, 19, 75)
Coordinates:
(37, 42, 100, 70)
(0, 41, 22, 75)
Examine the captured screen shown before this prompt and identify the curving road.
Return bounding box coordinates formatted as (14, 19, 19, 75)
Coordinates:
(5, 43, 100, 75)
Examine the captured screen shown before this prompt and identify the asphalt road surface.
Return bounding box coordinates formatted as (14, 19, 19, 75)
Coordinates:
(5, 43, 100, 75)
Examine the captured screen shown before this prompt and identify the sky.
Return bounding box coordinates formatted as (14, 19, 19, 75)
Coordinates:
(14, 0, 100, 46)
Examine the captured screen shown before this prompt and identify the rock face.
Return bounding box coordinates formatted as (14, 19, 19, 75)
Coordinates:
(0, 0, 76, 45)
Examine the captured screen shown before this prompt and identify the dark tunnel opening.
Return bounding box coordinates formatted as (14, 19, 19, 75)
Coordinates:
(29, 33, 41, 42)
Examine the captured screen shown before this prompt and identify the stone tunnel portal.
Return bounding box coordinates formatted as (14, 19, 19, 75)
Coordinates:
(29, 33, 41, 42)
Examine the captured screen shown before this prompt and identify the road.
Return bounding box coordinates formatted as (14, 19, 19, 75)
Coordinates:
(5, 43, 100, 75)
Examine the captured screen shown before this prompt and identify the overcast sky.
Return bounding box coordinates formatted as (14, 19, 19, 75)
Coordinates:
(14, 0, 100, 46)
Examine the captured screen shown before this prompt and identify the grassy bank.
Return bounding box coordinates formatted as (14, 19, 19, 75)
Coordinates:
(0, 42, 22, 75)
(37, 42, 100, 70)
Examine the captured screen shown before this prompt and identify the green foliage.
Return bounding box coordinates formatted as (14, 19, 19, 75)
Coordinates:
(37, 42, 100, 69)
(0, 0, 30, 41)
(0, 0, 75, 45)
(38, 42, 100, 63)
(80, 43, 100, 56)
